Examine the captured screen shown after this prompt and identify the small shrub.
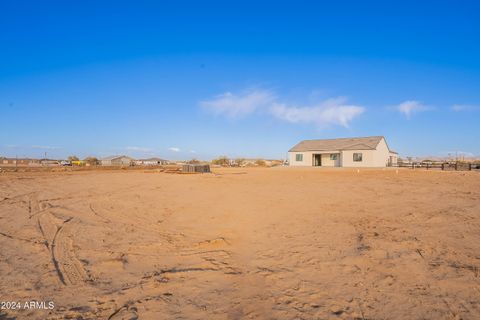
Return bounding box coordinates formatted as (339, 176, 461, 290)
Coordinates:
(255, 159, 266, 167)
(212, 156, 230, 166)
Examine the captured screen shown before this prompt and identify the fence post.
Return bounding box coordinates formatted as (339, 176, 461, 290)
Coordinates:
(442, 163, 444, 171)
(412, 163, 414, 170)
(469, 163, 472, 171)
(455, 162, 458, 171)
(427, 163, 429, 170)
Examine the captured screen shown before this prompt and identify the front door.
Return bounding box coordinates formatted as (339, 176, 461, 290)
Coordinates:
(313, 154, 322, 166)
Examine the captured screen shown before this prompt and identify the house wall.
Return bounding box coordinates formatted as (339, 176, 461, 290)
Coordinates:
(288, 151, 341, 167)
(111, 158, 132, 166)
(340, 138, 391, 167)
(101, 160, 112, 166)
(373, 138, 391, 166)
(340, 149, 376, 167)
(288, 151, 313, 166)
(389, 152, 398, 166)
(1, 159, 40, 165)
(289, 138, 394, 167)
(321, 153, 341, 167)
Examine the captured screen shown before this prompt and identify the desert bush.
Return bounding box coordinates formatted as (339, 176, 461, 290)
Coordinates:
(68, 155, 79, 162)
(212, 156, 230, 166)
(235, 158, 246, 167)
(84, 157, 98, 165)
(255, 159, 266, 166)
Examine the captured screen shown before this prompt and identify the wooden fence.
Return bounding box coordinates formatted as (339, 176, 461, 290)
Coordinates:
(182, 164, 211, 173)
(396, 162, 480, 171)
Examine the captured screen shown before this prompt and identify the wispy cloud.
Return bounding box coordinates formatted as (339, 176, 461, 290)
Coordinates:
(168, 147, 180, 152)
(270, 97, 365, 128)
(394, 100, 431, 118)
(200, 89, 275, 118)
(200, 89, 364, 128)
(31, 145, 61, 150)
(125, 146, 152, 152)
(451, 104, 480, 112)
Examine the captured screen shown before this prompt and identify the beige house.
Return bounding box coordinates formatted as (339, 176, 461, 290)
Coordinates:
(288, 136, 398, 167)
(1, 158, 41, 166)
(100, 155, 135, 166)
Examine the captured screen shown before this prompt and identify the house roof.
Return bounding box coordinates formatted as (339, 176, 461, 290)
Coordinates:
(289, 136, 385, 152)
(101, 155, 134, 161)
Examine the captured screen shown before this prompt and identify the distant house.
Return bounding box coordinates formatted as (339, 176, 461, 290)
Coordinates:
(100, 155, 135, 166)
(40, 159, 60, 166)
(1, 157, 41, 166)
(135, 157, 169, 166)
(288, 136, 398, 167)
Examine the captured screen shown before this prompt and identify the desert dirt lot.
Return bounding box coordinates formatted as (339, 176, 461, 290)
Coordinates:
(0, 167, 479, 320)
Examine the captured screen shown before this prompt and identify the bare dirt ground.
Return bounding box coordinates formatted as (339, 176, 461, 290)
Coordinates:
(0, 167, 479, 320)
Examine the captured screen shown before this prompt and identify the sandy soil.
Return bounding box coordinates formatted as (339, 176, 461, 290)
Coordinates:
(0, 167, 479, 320)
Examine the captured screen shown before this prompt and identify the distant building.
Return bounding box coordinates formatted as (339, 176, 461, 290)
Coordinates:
(40, 159, 60, 166)
(0, 157, 41, 166)
(288, 136, 398, 167)
(100, 155, 135, 166)
(135, 157, 169, 166)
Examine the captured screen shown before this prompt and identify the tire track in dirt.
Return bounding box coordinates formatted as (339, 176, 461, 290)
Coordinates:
(0, 191, 36, 205)
(0, 231, 45, 246)
(107, 294, 172, 320)
(0, 191, 39, 218)
(37, 214, 89, 286)
(89, 203, 111, 223)
(98, 235, 240, 318)
(51, 217, 73, 285)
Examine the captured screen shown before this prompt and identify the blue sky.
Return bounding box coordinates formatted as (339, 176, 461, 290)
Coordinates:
(1, 1, 479, 160)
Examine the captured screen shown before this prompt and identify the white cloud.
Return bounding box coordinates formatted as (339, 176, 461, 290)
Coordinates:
(168, 147, 180, 152)
(125, 146, 152, 152)
(190, 150, 196, 153)
(394, 100, 430, 118)
(270, 97, 365, 128)
(451, 104, 480, 112)
(200, 89, 275, 118)
(200, 90, 365, 128)
(31, 145, 60, 150)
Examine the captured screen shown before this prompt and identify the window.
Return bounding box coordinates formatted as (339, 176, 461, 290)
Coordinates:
(353, 153, 363, 162)
(330, 154, 338, 160)
(295, 154, 303, 162)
